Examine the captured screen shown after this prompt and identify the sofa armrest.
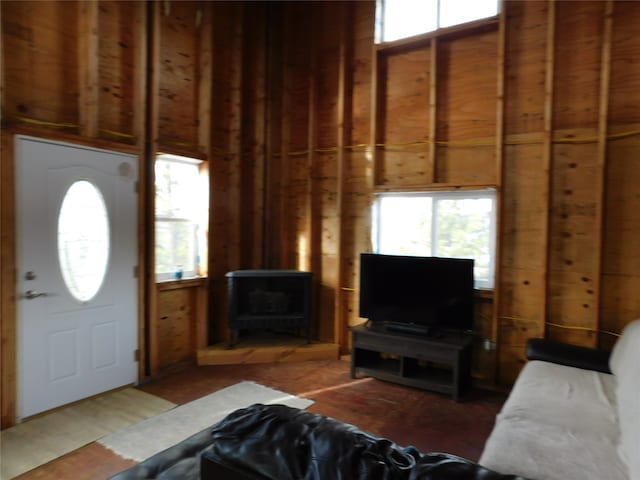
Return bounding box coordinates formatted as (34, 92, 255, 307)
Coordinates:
(526, 338, 611, 373)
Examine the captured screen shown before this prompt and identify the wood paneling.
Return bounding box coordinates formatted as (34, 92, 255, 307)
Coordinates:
(156, 279, 208, 370)
(3, 0, 640, 427)
(2, 1, 80, 128)
(97, 1, 144, 144)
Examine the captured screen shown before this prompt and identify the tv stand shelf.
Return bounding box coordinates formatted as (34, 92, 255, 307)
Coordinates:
(350, 324, 473, 401)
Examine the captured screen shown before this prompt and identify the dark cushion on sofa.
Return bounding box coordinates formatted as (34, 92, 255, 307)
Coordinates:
(526, 338, 611, 373)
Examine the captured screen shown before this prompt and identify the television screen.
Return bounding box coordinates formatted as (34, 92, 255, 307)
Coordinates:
(359, 253, 474, 335)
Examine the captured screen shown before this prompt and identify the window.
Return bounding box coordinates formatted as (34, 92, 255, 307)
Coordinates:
(376, 0, 499, 43)
(372, 190, 496, 288)
(155, 154, 208, 281)
(58, 180, 110, 302)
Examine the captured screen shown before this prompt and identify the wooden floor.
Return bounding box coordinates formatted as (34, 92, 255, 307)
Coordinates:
(13, 358, 507, 480)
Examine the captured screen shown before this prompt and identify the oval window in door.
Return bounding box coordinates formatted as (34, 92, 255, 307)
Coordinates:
(57, 180, 110, 302)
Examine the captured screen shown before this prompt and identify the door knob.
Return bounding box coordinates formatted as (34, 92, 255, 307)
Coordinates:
(22, 290, 49, 300)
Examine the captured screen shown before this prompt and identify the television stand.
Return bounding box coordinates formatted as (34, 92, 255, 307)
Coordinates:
(350, 324, 473, 401)
(384, 322, 432, 336)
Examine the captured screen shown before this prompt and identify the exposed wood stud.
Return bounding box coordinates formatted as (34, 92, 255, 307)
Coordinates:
(197, 5, 213, 155)
(78, 0, 99, 138)
(0, 134, 17, 428)
(228, 4, 244, 271)
(307, 7, 320, 340)
(428, 37, 438, 184)
(594, 0, 614, 347)
(541, 0, 556, 341)
(334, 3, 353, 350)
(370, 41, 380, 189)
(146, 0, 162, 376)
(491, 0, 507, 385)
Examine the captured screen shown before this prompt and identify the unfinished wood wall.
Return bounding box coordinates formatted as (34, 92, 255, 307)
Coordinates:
(2, 0, 640, 427)
(267, 0, 640, 384)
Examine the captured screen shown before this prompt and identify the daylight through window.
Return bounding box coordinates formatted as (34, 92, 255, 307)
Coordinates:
(373, 190, 496, 288)
(376, 0, 499, 43)
(155, 154, 208, 281)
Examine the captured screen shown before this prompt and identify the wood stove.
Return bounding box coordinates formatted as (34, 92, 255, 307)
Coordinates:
(225, 270, 312, 347)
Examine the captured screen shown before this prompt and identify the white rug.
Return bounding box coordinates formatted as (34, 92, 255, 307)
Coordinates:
(0, 388, 176, 480)
(98, 381, 314, 462)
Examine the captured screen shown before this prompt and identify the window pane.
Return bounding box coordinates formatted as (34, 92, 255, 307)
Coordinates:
(155, 159, 201, 219)
(378, 0, 499, 43)
(155, 220, 196, 275)
(439, 0, 498, 28)
(58, 180, 110, 302)
(434, 197, 493, 285)
(381, 0, 437, 42)
(374, 191, 496, 288)
(377, 196, 432, 255)
(155, 154, 208, 279)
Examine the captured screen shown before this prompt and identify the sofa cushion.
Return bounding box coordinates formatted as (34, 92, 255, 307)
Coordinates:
(497, 360, 618, 435)
(609, 319, 640, 479)
(479, 360, 628, 480)
(609, 319, 640, 377)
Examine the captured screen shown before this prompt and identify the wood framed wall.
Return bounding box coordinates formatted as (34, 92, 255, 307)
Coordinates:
(267, 0, 640, 385)
(1, 0, 148, 428)
(2, 0, 640, 427)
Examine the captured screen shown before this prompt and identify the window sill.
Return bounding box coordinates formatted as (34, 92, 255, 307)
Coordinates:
(157, 276, 208, 291)
(474, 288, 494, 300)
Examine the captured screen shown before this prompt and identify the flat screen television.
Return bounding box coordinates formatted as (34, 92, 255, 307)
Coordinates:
(359, 253, 474, 336)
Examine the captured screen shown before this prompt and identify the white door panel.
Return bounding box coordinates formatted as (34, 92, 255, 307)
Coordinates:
(16, 135, 138, 420)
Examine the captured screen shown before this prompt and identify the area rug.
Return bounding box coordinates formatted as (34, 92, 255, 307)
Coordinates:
(98, 381, 314, 462)
(0, 388, 176, 480)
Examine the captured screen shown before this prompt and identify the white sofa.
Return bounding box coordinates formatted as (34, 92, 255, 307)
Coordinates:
(479, 319, 640, 480)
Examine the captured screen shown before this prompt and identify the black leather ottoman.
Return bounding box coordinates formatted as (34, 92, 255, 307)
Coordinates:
(110, 404, 530, 480)
(108, 427, 214, 480)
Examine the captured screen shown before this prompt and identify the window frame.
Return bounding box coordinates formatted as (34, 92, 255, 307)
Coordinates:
(372, 189, 497, 289)
(154, 154, 207, 282)
(375, 0, 500, 44)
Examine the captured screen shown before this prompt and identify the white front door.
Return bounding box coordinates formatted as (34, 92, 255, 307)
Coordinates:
(15, 136, 138, 420)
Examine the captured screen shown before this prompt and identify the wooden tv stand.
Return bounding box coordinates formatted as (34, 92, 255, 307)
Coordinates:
(350, 324, 473, 401)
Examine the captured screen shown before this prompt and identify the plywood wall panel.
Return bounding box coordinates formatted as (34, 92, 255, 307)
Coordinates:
(157, 1, 199, 149)
(435, 144, 495, 185)
(435, 31, 498, 184)
(436, 31, 498, 141)
(608, 2, 640, 125)
(240, 3, 267, 269)
(553, 1, 604, 131)
(97, 1, 139, 142)
(157, 288, 195, 369)
(547, 140, 600, 345)
(503, 0, 548, 135)
(499, 267, 546, 325)
(500, 142, 548, 269)
(376, 46, 431, 186)
(2, 1, 79, 126)
(601, 133, 640, 339)
(342, 1, 375, 332)
(381, 48, 431, 142)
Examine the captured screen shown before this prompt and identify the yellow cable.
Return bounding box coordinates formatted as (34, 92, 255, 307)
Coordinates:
(99, 129, 136, 139)
(10, 114, 637, 155)
(545, 321, 620, 337)
(11, 115, 78, 129)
